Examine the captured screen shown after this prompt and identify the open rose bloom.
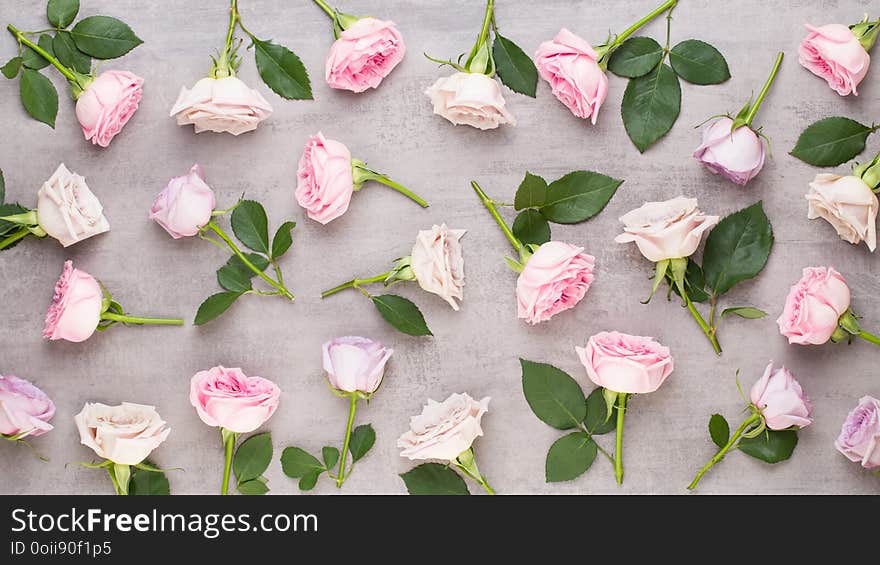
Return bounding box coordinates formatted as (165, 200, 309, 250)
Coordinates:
(693, 117, 766, 185)
(576, 331, 673, 394)
(615, 197, 719, 262)
(426, 72, 516, 130)
(0, 375, 55, 439)
(323, 336, 393, 395)
(835, 396, 880, 469)
(411, 224, 466, 310)
(799, 23, 871, 95)
(170, 76, 273, 135)
(516, 241, 595, 324)
(749, 363, 813, 430)
(36, 164, 109, 247)
(807, 174, 878, 251)
(535, 29, 608, 124)
(75, 70, 144, 147)
(398, 393, 490, 461)
(777, 266, 851, 345)
(295, 133, 355, 224)
(190, 366, 281, 434)
(43, 260, 103, 343)
(75, 402, 170, 465)
(325, 18, 405, 92)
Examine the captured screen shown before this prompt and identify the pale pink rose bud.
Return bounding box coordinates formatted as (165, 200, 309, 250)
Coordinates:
(74, 402, 170, 465)
(325, 17, 406, 93)
(323, 336, 393, 394)
(535, 28, 608, 124)
(693, 117, 766, 185)
(398, 393, 490, 461)
(835, 395, 880, 469)
(170, 76, 273, 135)
(777, 266, 851, 345)
(749, 363, 813, 430)
(799, 23, 870, 96)
(43, 260, 103, 343)
(190, 366, 281, 434)
(614, 196, 720, 262)
(75, 70, 143, 147)
(411, 224, 466, 310)
(295, 133, 354, 224)
(425, 72, 516, 130)
(806, 174, 878, 252)
(150, 164, 216, 238)
(36, 163, 109, 247)
(0, 375, 55, 439)
(576, 331, 673, 394)
(516, 241, 595, 324)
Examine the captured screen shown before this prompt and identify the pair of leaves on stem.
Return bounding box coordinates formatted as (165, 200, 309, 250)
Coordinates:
(608, 37, 730, 152)
(233, 432, 273, 495)
(280, 424, 375, 490)
(520, 360, 617, 483)
(790, 116, 879, 167)
(708, 414, 798, 464)
(511, 170, 624, 246)
(127, 459, 170, 495)
(0, 170, 29, 251)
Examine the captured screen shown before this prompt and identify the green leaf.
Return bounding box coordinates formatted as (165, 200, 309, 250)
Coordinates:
(271, 221, 296, 259)
(709, 414, 730, 448)
(70, 16, 142, 59)
(237, 478, 269, 495)
(545, 431, 597, 482)
(348, 424, 375, 462)
(492, 33, 538, 97)
(128, 463, 170, 495)
(1, 57, 22, 79)
(231, 200, 270, 254)
(21, 35, 55, 70)
(608, 36, 664, 78)
(739, 430, 798, 464)
(19, 68, 58, 128)
(520, 359, 586, 430)
(400, 463, 469, 495)
(721, 306, 767, 319)
(669, 39, 730, 85)
(513, 172, 548, 210)
(0, 204, 30, 238)
(702, 202, 773, 297)
(540, 170, 624, 224)
(216, 253, 270, 292)
(512, 209, 551, 246)
(621, 63, 681, 153)
(194, 291, 242, 325)
(280, 447, 324, 478)
(790, 117, 875, 167)
(321, 446, 339, 470)
(298, 471, 321, 491)
(233, 432, 272, 483)
(252, 38, 312, 100)
(47, 0, 80, 28)
(53, 31, 92, 74)
(583, 388, 616, 435)
(371, 294, 432, 337)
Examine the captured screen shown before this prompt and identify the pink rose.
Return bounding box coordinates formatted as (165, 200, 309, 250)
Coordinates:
(323, 336, 393, 394)
(398, 393, 490, 461)
(325, 17, 406, 93)
(799, 23, 870, 96)
(170, 76, 273, 135)
(835, 396, 880, 469)
(0, 375, 55, 439)
(43, 260, 103, 343)
(777, 266, 851, 345)
(150, 164, 216, 238)
(576, 331, 673, 394)
(749, 363, 813, 430)
(614, 196, 720, 262)
(295, 133, 354, 224)
(516, 241, 595, 324)
(75, 70, 143, 147)
(36, 163, 110, 247)
(806, 174, 878, 252)
(190, 366, 281, 434)
(693, 117, 766, 185)
(425, 72, 516, 130)
(411, 224, 466, 310)
(74, 402, 170, 465)
(535, 29, 608, 124)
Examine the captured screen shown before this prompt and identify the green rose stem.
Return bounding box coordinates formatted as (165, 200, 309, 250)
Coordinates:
(220, 428, 238, 495)
(352, 163, 429, 208)
(595, 0, 678, 66)
(321, 271, 392, 299)
(741, 51, 784, 128)
(684, 293, 722, 355)
(0, 228, 30, 251)
(452, 448, 495, 495)
(669, 260, 722, 355)
(107, 463, 131, 496)
(837, 310, 880, 347)
(213, 0, 241, 78)
(464, 0, 495, 74)
(100, 312, 184, 326)
(334, 394, 358, 488)
(471, 181, 525, 256)
(857, 331, 880, 346)
(312, 0, 337, 20)
(6, 24, 88, 94)
(687, 412, 762, 490)
(613, 393, 629, 485)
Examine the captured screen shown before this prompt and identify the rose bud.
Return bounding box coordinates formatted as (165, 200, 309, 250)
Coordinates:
(614, 196, 719, 262)
(425, 72, 516, 130)
(799, 20, 876, 96)
(0, 375, 55, 439)
(37, 163, 110, 247)
(576, 331, 673, 394)
(835, 396, 880, 469)
(74, 70, 144, 147)
(516, 241, 595, 324)
(43, 260, 103, 343)
(150, 164, 217, 238)
(777, 266, 851, 345)
(411, 224, 466, 310)
(806, 173, 878, 251)
(693, 117, 766, 185)
(324, 17, 406, 93)
(74, 402, 170, 465)
(190, 366, 281, 434)
(170, 76, 273, 135)
(535, 29, 608, 124)
(749, 363, 813, 430)
(398, 393, 490, 461)
(323, 336, 393, 395)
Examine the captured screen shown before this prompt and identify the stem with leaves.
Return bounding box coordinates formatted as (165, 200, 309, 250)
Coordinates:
(205, 221, 294, 300)
(335, 394, 358, 488)
(687, 412, 762, 490)
(471, 181, 525, 255)
(596, 0, 678, 65)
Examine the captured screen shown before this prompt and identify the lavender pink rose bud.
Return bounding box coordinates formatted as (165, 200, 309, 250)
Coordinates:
(777, 266, 851, 345)
(43, 260, 103, 343)
(190, 366, 281, 434)
(576, 331, 673, 394)
(74, 402, 170, 465)
(835, 396, 880, 469)
(806, 174, 878, 252)
(170, 76, 273, 135)
(295, 133, 354, 224)
(614, 196, 719, 262)
(37, 163, 110, 247)
(534, 29, 608, 124)
(323, 336, 393, 394)
(425, 72, 516, 130)
(411, 224, 466, 310)
(799, 24, 870, 96)
(325, 18, 406, 93)
(398, 393, 490, 461)
(516, 241, 595, 324)
(693, 117, 766, 185)
(150, 164, 216, 238)
(0, 375, 55, 439)
(749, 363, 813, 430)
(75, 70, 143, 147)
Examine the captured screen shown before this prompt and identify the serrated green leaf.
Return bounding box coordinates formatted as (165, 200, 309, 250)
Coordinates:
(371, 294, 432, 336)
(21, 35, 55, 70)
(280, 447, 324, 478)
(702, 202, 773, 297)
(194, 291, 242, 325)
(721, 306, 767, 319)
(738, 429, 798, 464)
(19, 68, 58, 128)
(709, 414, 730, 448)
(545, 431, 597, 482)
(621, 63, 681, 152)
(583, 388, 616, 435)
(253, 38, 312, 100)
(668, 260, 710, 303)
(53, 31, 92, 74)
(1, 57, 22, 79)
(669, 39, 730, 85)
(128, 462, 170, 495)
(520, 359, 586, 430)
(540, 170, 623, 224)
(790, 117, 875, 167)
(298, 471, 321, 491)
(216, 253, 270, 292)
(322, 446, 339, 470)
(237, 478, 269, 495)
(71, 16, 142, 59)
(271, 221, 296, 259)
(513, 172, 548, 210)
(230, 200, 270, 254)
(512, 209, 551, 246)
(492, 33, 538, 97)
(348, 424, 375, 462)
(400, 463, 469, 495)
(608, 36, 663, 78)
(233, 432, 272, 483)
(47, 0, 80, 28)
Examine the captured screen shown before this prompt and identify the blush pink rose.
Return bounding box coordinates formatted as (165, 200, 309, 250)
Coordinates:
(614, 197, 719, 262)
(43, 260, 103, 343)
(75, 70, 143, 147)
(693, 117, 766, 185)
(190, 366, 281, 434)
(576, 331, 673, 394)
(535, 28, 608, 124)
(749, 363, 813, 430)
(150, 164, 216, 238)
(516, 241, 595, 324)
(295, 132, 354, 224)
(0, 375, 55, 439)
(36, 163, 110, 247)
(323, 336, 393, 394)
(411, 224, 466, 310)
(325, 18, 406, 93)
(835, 396, 880, 469)
(170, 76, 273, 135)
(777, 266, 851, 345)
(799, 24, 870, 96)
(397, 393, 490, 461)
(806, 174, 878, 252)
(74, 402, 170, 465)
(425, 72, 516, 130)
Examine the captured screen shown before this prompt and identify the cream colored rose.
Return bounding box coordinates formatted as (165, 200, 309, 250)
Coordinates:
(36, 164, 110, 247)
(425, 72, 516, 130)
(170, 76, 273, 135)
(807, 174, 878, 251)
(398, 393, 490, 461)
(614, 196, 719, 262)
(74, 402, 170, 465)
(410, 223, 466, 310)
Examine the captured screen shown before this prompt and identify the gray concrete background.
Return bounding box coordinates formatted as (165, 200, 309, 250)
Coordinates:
(1, 0, 878, 495)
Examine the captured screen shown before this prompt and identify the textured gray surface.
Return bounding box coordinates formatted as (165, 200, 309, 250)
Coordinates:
(1, 0, 878, 495)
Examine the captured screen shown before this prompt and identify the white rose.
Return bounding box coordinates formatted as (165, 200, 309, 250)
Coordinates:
(398, 393, 490, 461)
(36, 164, 110, 247)
(170, 76, 273, 136)
(614, 196, 719, 262)
(807, 173, 878, 251)
(410, 223, 466, 310)
(425, 72, 516, 130)
(74, 402, 170, 465)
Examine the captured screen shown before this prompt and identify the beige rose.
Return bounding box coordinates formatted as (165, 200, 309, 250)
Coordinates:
(807, 174, 878, 251)
(410, 224, 466, 310)
(170, 76, 273, 135)
(398, 393, 490, 461)
(614, 196, 719, 262)
(74, 402, 170, 465)
(425, 72, 516, 130)
(36, 164, 110, 247)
